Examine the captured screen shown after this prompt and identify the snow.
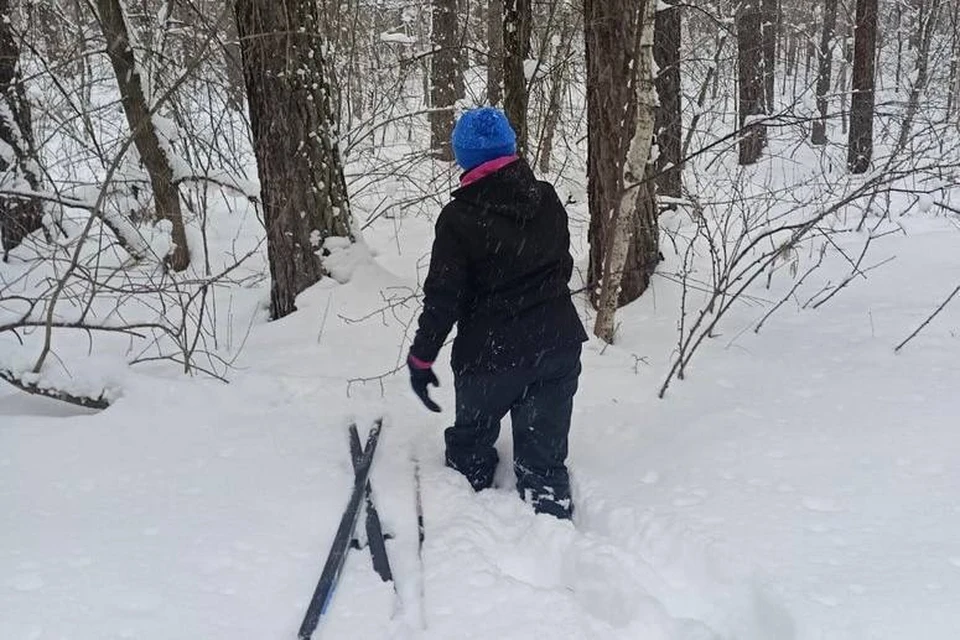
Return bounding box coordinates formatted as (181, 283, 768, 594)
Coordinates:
(380, 32, 417, 45)
(3, 195, 960, 638)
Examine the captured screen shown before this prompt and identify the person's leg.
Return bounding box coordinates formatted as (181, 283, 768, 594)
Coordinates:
(510, 346, 581, 519)
(445, 368, 525, 491)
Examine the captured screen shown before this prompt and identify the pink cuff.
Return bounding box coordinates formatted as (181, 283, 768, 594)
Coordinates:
(408, 354, 434, 370)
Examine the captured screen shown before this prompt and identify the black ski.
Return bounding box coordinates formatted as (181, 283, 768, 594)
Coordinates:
(297, 418, 383, 640)
(348, 423, 393, 583)
(412, 453, 427, 629)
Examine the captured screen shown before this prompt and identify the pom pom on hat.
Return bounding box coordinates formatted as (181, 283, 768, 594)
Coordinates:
(451, 107, 518, 171)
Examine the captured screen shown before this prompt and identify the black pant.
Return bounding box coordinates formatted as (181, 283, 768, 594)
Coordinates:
(444, 345, 581, 518)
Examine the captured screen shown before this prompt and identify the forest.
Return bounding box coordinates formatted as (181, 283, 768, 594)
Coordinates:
(1, 0, 959, 638)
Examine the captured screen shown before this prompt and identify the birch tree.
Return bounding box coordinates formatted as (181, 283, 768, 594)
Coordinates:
(235, 0, 354, 320)
(95, 0, 191, 271)
(593, 0, 658, 344)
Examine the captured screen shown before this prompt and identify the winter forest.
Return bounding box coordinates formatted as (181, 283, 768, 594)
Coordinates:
(2, 0, 960, 637)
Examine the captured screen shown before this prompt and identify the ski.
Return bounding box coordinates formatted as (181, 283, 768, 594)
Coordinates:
(297, 418, 383, 640)
(412, 453, 427, 629)
(348, 423, 393, 583)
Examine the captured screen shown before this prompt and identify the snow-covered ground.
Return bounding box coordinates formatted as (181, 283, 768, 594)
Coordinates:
(3, 177, 959, 639)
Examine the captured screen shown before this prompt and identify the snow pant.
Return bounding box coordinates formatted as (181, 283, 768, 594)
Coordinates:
(444, 345, 581, 519)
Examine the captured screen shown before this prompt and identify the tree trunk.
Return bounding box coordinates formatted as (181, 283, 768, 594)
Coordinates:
(593, 0, 658, 344)
(949, 8, 960, 118)
(0, 0, 44, 260)
(430, 0, 460, 160)
(761, 0, 778, 111)
(738, 0, 766, 165)
(487, 0, 503, 105)
(848, 0, 878, 173)
(895, 0, 940, 150)
(585, 0, 659, 311)
(220, 9, 246, 112)
(95, 0, 190, 271)
(503, 0, 531, 154)
(537, 6, 576, 174)
(812, 0, 839, 145)
(654, 0, 682, 198)
(235, 0, 354, 320)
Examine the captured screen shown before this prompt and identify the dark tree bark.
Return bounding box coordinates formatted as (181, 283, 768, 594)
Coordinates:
(0, 0, 44, 260)
(654, 0, 682, 198)
(235, 0, 354, 320)
(220, 9, 246, 112)
(738, 0, 766, 165)
(431, 0, 461, 160)
(848, 0, 878, 173)
(486, 0, 503, 105)
(812, 0, 839, 145)
(761, 0, 778, 111)
(503, 0, 531, 154)
(585, 0, 660, 309)
(95, 0, 190, 271)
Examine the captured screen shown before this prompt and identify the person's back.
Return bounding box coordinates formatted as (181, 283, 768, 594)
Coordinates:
(413, 154, 586, 374)
(407, 107, 586, 519)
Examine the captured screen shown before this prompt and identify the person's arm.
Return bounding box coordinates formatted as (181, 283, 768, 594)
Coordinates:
(409, 209, 470, 364)
(547, 184, 575, 284)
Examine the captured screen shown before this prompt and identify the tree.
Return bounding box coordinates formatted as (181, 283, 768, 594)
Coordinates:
(654, 0, 682, 198)
(235, 0, 354, 320)
(0, 0, 44, 260)
(431, 0, 461, 160)
(848, 0, 878, 173)
(593, 0, 658, 344)
(585, 0, 660, 320)
(95, 0, 191, 271)
(537, 4, 578, 175)
(895, 0, 941, 151)
(737, 0, 766, 165)
(503, 0, 531, 154)
(761, 0, 779, 111)
(812, 0, 839, 145)
(487, 0, 503, 105)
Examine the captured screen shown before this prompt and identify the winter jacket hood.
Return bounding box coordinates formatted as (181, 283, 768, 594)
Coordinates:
(451, 156, 543, 221)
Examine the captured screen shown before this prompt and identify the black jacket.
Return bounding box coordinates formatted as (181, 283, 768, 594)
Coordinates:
(410, 158, 587, 374)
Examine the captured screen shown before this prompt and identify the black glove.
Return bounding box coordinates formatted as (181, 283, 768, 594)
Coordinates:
(408, 355, 441, 413)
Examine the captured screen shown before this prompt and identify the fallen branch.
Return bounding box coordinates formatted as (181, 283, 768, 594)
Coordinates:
(0, 369, 110, 410)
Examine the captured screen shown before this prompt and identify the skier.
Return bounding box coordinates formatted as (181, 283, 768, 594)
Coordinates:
(407, 107, 588, 519)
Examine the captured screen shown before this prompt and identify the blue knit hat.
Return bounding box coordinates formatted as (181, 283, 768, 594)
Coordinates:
(451, 107, 517, 171)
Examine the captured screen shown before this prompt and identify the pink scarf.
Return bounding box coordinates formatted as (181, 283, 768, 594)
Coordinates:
(460, 155, 519, 187)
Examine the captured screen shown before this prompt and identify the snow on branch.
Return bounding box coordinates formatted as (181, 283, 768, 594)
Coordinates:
(0, 368, 111, 410)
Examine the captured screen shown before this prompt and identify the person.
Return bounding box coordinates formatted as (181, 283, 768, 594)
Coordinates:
(406, 106, 588, 520)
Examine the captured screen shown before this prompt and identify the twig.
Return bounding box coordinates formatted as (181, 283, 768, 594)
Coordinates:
(894, 284, 960, 353)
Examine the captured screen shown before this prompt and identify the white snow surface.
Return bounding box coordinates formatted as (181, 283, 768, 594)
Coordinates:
(3, 175, 960, 638)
